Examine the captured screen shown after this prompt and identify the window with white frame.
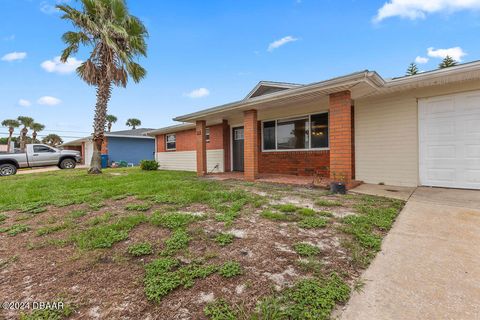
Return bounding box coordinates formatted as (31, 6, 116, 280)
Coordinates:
(166, 133, 176, 150)
(262, 112, 329, 151)
(206, 128, 210, 143)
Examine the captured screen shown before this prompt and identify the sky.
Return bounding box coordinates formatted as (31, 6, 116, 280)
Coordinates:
(1, 0, 480, 142)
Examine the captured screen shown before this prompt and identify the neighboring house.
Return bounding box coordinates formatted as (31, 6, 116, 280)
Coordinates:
(63, 129, 155, 166)
(149, 61, 480, 190)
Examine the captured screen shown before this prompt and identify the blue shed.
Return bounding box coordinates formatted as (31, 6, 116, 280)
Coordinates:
(104, 129, 155, 166)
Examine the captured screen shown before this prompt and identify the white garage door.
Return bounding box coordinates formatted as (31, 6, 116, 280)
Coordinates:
(419, 91, 480, 189)
(84, 141, 93, 167)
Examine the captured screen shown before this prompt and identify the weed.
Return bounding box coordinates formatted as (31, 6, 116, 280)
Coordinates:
(73, 214, 146, 250)
(88, 212, 111, 226)
(162, 229, 191, 256)
(144, 258, 217, 302)
(315, 199, 343, 207)
(89, 202, 105, 211)
(261, 210, 297, 222)
(215, 233, 234, 246)
(293, 243, 320, 257)
(127, 242, 153, 256)
(204, 300, 237, 320)
(69, 210, 87, 219)
(0, 213, 7, 224)
(125, 203, 152, 212)
(150, 211, 198, 230)
(298, 217, 328, 229)
(219, 261, 242, 278)
(19, 302, 73, 320)
(296, 258, 323, 275)
(0, 224, 30, 236)
(37, 222, 72, 236)
(296, 208, 317, 216)
(274, 204, 299, 213)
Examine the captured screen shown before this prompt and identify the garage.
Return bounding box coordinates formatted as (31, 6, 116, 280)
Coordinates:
(419, 90, 480, 189)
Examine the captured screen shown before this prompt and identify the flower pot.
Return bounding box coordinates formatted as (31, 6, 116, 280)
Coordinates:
(330, 181, 346, 194)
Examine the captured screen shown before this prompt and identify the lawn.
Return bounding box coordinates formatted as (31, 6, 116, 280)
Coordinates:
(0, 168, 404, 319)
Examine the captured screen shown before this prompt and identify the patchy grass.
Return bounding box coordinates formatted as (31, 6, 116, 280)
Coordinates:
(128, 242, 154, 256)
(69, 209, 88, 219)
(214, 233, 235, 246)
(72, 214, 146, 250)
(219, 261, 242, 278)
(0, 213, 7, 224)
(293, 243, 320, 257)
(37, 221, 72, 236)
(315, 199, 343, 207)
(0, 224, 30, 236)
(204, 300, 237, 320)
(150, 212, 199, 230)
(125, 203, 152, 212)
(162, 229, 191, 256)
(298, 216, 328, 229)
(261, 210, 297, 222)
(19, 302, 73, 320)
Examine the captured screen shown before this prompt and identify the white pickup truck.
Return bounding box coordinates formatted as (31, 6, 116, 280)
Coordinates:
(0, 144, 82, 176)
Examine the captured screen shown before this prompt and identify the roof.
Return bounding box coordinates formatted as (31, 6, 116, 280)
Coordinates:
(146, 123, 195, 136)
(174, 60, 480, 123)
(61, 128, 155, 146)
(245, 81, 303, 99)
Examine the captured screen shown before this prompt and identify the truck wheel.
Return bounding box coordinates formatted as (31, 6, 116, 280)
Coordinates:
(60, 158, 76, 170)
(0, 164, 17, 176)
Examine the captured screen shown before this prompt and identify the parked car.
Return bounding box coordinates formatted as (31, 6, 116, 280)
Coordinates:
(0, 144, 82, 176)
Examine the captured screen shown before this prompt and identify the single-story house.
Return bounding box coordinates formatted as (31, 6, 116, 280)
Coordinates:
(149, 61, 480, 190)
(63, 129, 155, 166)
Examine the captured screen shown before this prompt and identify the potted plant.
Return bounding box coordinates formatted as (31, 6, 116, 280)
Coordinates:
(330, 172, 347, 194)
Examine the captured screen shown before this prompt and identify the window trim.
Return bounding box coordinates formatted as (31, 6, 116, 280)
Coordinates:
(261, 111, 330, 152)
(205, 127, 210, 143)
(165, 133, 176, 151)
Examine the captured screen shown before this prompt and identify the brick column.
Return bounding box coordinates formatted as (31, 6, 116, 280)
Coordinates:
(196, 120, 207, 176)
(222, 120, 231, 172)
(244, 109, 258, 181)
(329, 91, 354, 185)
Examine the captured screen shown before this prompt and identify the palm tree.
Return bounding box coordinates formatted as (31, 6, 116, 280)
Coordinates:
(439, 55, 458, 69)
(106, 114, 118, 132)
(406, 62, 419, 76)
(126, 118, 141, 130)
(30, 123, 45, 143)
(42, 134, 64, 147)
(57, 0, 148, 174)
(17, 116, 34, 152)
(1, 119, 20, 152)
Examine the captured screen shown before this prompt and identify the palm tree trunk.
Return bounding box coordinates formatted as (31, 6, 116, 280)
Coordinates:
(89, 78, 112, 174)
(32, 132, 37, 143)
(20, 128, 27, 152)
(108, 123, 112, 132)
(7, 128, 13, 153)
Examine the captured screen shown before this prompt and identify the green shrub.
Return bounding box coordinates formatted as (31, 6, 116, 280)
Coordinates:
(140, 160, 159, 171)
(214, 233, 234, 246)
(219, 261, 242, 278)
(204, 300, 237, 320)
(293, 243, 320, 257)
(128, 242, 153, 256)
(298, 217, 328, 229)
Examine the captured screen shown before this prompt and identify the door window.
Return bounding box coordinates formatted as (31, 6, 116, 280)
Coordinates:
(33, 145, 55, 153)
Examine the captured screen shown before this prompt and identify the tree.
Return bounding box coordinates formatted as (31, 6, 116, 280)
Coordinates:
(406, 62, 419, 76)
(42, 134, 64, 147)
(439, 55, 458, 69)
(30, 122, 45, 143)
(57, 0, 148, 174)
(126, 118, 141, 130)
(1, 119, 20, 152)
(106, 114, 118, 132)
(17, 116, 34, 152)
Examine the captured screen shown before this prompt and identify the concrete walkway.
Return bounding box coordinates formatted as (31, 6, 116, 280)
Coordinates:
(340, 187, 480, 320)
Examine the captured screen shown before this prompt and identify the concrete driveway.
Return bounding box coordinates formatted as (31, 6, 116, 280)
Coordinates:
(340, 187, 480, 320)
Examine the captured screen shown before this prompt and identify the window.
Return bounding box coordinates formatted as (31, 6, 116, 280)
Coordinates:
(262, 112, 329, 151)
(33, 145, 55, 153)
(234, 128, 244, 140)
(310, 113, 329, 148)
(206, 128, 210, 143)
(166, 134, 176, 150)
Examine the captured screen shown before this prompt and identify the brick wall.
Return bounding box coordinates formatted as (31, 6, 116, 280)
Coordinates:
(244, 110, 258, 181)
(329, 91, 354, 183)
(101, 137, 108, 155)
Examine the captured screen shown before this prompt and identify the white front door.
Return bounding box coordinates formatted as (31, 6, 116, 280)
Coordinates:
(84, 141, 94, 167)
(419, 91, 480, 189)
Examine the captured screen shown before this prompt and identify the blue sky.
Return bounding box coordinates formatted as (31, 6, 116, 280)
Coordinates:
(1, 0, 480, 141)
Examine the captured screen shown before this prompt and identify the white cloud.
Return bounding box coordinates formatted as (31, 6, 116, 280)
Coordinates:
(18, 99, 32, 107)
(41, 56, 82, 74)
(415, 56, 429, 64)
(374, 0, 480, 22)
(427, 46, 466, 61)
(37, 96, 62, 106)
(1, 51, 27, 62)
(185, 88, 210, 98)
(268, 36, 298, 52)
(40, 2, 58, 14)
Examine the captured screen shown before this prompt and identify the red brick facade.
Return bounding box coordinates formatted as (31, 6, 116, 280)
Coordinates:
(244, 110, 258, 181)
(329, 91, 354, 184)
(258, 151, 330, 176)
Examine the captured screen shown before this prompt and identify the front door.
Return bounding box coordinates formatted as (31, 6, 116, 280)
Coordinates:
(232, 127, 244, 172)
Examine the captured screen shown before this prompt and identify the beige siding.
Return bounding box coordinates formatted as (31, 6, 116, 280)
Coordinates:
(355, 80, 480, 187)
(156, 150, 224, 173)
